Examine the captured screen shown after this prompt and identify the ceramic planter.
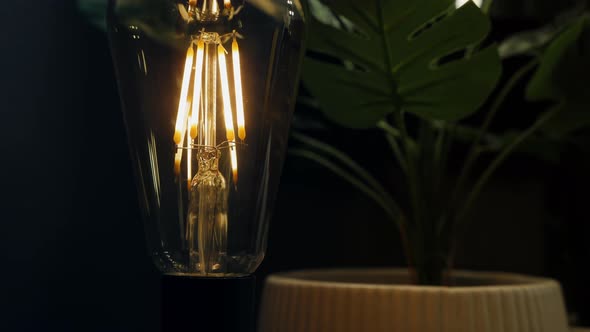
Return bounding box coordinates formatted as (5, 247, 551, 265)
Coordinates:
(258, 268, 569, 332)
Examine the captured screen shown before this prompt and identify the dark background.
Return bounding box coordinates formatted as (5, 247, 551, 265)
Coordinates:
(1, 1, 588, 331)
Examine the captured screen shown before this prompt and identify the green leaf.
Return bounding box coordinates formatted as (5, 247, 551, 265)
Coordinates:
(498, 26, 557, 58)
(526, 15, 590, 137)
(303, 0, 502, 129)
(526, 16, 589, 101)
(498, 5, 587, 58)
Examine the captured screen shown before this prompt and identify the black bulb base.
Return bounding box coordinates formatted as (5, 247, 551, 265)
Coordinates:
(161, 274, 256, 332)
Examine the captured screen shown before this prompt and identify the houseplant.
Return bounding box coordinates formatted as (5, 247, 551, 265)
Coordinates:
(291, 0, 590, 285)
(259, 0, 589, 331)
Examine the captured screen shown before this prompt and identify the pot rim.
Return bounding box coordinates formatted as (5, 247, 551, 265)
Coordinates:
(266, 267, 559, 292)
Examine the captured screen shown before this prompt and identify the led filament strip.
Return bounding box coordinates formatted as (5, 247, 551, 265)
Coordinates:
(173, 33, 245, 186)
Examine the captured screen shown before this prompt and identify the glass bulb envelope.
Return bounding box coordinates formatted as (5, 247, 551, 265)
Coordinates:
(107, 0, 306, 276)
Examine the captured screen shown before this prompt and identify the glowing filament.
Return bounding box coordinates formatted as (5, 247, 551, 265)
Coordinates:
(174, 139, 184, 175)
(187, 123, 192, 189)
(174, 125, 186, 176)
(218, 44, 239, 184)
(232, 38, 246, 140)
(174, 32, 244, 185)
(174, 45, 195, 145)
(217, 44, 236, 142)
(224, 0, 232, 8)
(174, 102, 192, 176)
(230, 144, 238, 183)
(190, 40, 205, 139)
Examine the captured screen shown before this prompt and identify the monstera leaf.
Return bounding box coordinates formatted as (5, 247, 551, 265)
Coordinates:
(303, 0, 502, 129)
(526, 16, 590, 137)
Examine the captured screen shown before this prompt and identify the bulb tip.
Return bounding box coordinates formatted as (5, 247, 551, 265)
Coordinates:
(190, 125, 198, 139)
(238, 128, 246, 141)
(174, 131, 182, 145)
(187, 44, 194, 55)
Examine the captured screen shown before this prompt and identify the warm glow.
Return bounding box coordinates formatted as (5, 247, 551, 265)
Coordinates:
(174, 101, 192, 176)
(218, 43, 239, 183)
(174, 45, 195, 145)
(106, 0, 306, 280)
(174, 126, 186, 176)
(187, 123, 193, 189)
(174, 34, 243, 183)
(210, 0, 219, 15)
(217, 44, 236, 142)
(232, 38, 246, 140)
(190, 40, 205, 139)
(230, 144, 238, 183)
(189, 0, 196, 5)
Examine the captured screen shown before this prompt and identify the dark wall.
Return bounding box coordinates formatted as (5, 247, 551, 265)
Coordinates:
(1, 1, 159, 331)
(0, 1, 588, 331)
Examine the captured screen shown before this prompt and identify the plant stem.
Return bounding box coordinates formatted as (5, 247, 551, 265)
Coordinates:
(291, 132, 395, 207)
(392, 111, 427, 282)
(449, 58, 539, 219)
(455, 108, 558, 224)
(432, 122, 446, 205)
(377, 120, 408, 174)
(377, 120, 401, 137)
(289, 147, 415, 278)
(399, 114, 421, 225)
(290, 148, 403, 221)
(474, 59, 540, 155)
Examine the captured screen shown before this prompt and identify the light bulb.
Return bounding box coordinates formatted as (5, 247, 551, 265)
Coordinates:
(107, 0, 306, 277)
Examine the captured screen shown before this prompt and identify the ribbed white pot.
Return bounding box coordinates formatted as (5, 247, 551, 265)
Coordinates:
(258, 269, 569, 332)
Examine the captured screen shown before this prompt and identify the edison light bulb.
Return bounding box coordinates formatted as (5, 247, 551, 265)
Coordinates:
(107, 0, 306, 281)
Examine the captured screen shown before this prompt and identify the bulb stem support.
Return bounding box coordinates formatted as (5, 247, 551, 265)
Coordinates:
(161, 274, 256, 332)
